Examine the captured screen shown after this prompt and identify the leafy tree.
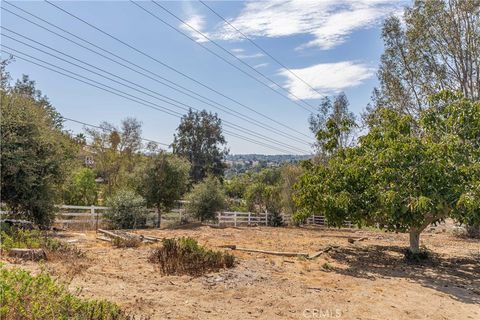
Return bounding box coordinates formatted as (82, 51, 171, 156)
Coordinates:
(85, 118, 144, 196)
(371, 0, 480, 117)
(186, 177, 226, 221)
(309, 93, 356, 156)
(172, 109, 228, 183)
(280, 164, 303, 216)
(63, 168, 98, 205)
(105, 190, 148, 229)
(140, 152, 190, 227)
(1, 66, 76, 226)
(296, 92, 480, 253)
(224, 174, 250, 199)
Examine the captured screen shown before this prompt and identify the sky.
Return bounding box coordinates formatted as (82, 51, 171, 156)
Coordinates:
(1, 0, 409, 155)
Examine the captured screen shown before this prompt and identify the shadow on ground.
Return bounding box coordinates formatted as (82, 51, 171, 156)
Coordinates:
(328, 244, 480, 304)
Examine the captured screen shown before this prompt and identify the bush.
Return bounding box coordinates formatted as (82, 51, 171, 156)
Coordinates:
(186, 177, 226, 221)
(149, 237, 235, 276)
(105, 190, 148, 229)
(0, 265, 131, 319)
(112, 237, 142, 248)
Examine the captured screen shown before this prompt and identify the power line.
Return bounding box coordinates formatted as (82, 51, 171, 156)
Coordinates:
(2, 48, 304, 155)
(199, 0, 325, 100)
(38, 0, 313, 140)
(137, 0, 316, 112)
(1, 31, 310, 154)
(1, 5, 311, 147)
(62, 117, 170, 147)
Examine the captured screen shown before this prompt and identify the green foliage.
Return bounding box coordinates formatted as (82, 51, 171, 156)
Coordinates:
(140, 152, 190, 213)
(149, 237, 235, 276)
(186, 177, 226, 221)
(296, 93, 480, 252)
(0, 265, 129, 319)
(280, 165, 303, 216)
(63, 168, 98, 205)
(1, 72, 76, 226)
(172, 109, 228, 183)
(105, 190, 148, 229)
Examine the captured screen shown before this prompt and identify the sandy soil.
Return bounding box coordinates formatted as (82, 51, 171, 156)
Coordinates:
(4, 226, 480, 320)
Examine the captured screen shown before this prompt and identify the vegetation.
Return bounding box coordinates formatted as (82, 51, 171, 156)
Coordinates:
(140, 152, 190, 227)
(172, 109, 228, 183)
(1, 62, 76, 226)
(0, 265, 130, 320)
(296, 92, 480, 253)
(149, 237, 235, 276)
(63, 168, 98, 205)
(186, 177, 226, 221)
(105, 190, 149, 229)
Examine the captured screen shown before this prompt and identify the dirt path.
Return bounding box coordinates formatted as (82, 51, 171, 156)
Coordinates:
(4, 227, 480, 319)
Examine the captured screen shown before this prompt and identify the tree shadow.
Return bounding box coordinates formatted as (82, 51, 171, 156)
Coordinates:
(327, 244, 480, 304)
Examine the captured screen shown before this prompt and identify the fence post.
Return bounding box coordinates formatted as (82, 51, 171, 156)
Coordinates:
(265, 211, 268, 226)
(90, 205, 95, 229)
(218, 212, 221, 226)
(248, 212, 251, 226)
(234, 212, 237, 227)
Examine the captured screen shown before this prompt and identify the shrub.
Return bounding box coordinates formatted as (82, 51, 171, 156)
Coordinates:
(112, 237, 142, 248)
(186, 177, 226, 221)
(149, 237, 235, 276)
(0, 265, 131, 319)
(105, 190, 148, 229)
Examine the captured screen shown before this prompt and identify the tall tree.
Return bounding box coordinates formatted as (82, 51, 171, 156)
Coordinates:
(172, 109, 228, 183)
(1, 64, 76, 225)
(309, 93, 356, 157)
(140, 152, 190, 227)
(372, 0, 480, 117)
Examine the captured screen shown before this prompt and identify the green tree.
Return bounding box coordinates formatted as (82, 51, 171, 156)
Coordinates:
(186, 177, 226, 221)
(172, 109, 228, 183)
(105, 190, 148, 229)
(309, 93, 356, 157)
(371, 0, 480, 117)
(1, 66, 76, 226)
(296, 92, 480, 253)
(280, 164, 303, 216)
(140, 152, 190, 227)
(63, 168, 98, 205)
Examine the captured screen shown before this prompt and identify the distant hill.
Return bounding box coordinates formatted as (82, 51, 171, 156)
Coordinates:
(226, 154, 312, 163)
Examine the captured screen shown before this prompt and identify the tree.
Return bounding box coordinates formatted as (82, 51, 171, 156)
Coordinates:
(105, 190, 148, 229)
(371, 0, 480, 117)
(86, 118, 144, 196)
(1, 63, 76, 226)
(186, 177, 226, 221)
(63, 168, 98, 205)
(309, 93, 356, 156)
(172, 109, 228, 183)
(296, 92, 480, 253)
(280, 164, 303, 217)
(140, 152, 190, 227)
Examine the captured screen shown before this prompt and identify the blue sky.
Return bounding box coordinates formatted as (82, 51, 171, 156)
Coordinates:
(1, 0, 409, 155)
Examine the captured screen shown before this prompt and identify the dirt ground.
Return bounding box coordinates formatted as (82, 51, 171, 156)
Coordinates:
(3, 226, 480, 320)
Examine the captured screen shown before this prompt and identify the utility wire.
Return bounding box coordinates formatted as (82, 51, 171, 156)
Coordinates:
(199, 0, 325, 100)
(1, 4, 311, 146)
(2, 48, 302, 155)
(39, 0, 313, 139)
(138, 0, 315, 112)
(62, 117, 170, 147)
(1, 32, 309, 154)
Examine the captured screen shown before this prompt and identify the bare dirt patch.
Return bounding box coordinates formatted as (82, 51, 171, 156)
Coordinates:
(2, 226, 479, 319)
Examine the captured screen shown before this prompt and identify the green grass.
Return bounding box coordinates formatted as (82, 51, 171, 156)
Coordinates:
(149, 237, 235, 276)
(0, 265, 133, 320)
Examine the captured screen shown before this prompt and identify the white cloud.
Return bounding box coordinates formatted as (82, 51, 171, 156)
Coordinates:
(179, 14, 209, 43)
(231, 48, 245, 53)
(210, 0, 405, 50)
(279, 61, 375, 100)
(254, 63, 269, 69)
(235, 52, 265, 59)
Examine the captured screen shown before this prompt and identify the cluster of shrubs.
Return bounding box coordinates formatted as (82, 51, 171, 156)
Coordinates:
(0, 265, 134, 319)
(149, 237, 235, 276)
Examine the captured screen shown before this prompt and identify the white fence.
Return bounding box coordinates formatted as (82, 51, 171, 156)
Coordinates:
(55, 205, 109, 229)
(306, 214, 353, 228)
(217, 211, 268, 227)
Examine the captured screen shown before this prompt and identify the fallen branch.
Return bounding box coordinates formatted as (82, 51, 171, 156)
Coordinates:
(97, 229, 128, 241)
(307, 246, 336, 260)
(348, 237, 368, 244)
(220, 245, 308, 258)
(96, 236, 112, 242)
(124, 232, 160, 242)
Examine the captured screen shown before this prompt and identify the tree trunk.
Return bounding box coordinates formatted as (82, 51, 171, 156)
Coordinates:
(409, 230, 420, 253)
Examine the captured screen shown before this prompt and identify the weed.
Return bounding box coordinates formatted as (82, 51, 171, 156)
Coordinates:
(112, 237, 142, 248)
(0, 265, 135, 319)
(403, 245, 431, 263)
(149, 237, 235, 276)
(322, 262, 334, 271)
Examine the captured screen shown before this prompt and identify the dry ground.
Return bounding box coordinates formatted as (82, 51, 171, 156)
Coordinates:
(3, 226, 480, 319)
